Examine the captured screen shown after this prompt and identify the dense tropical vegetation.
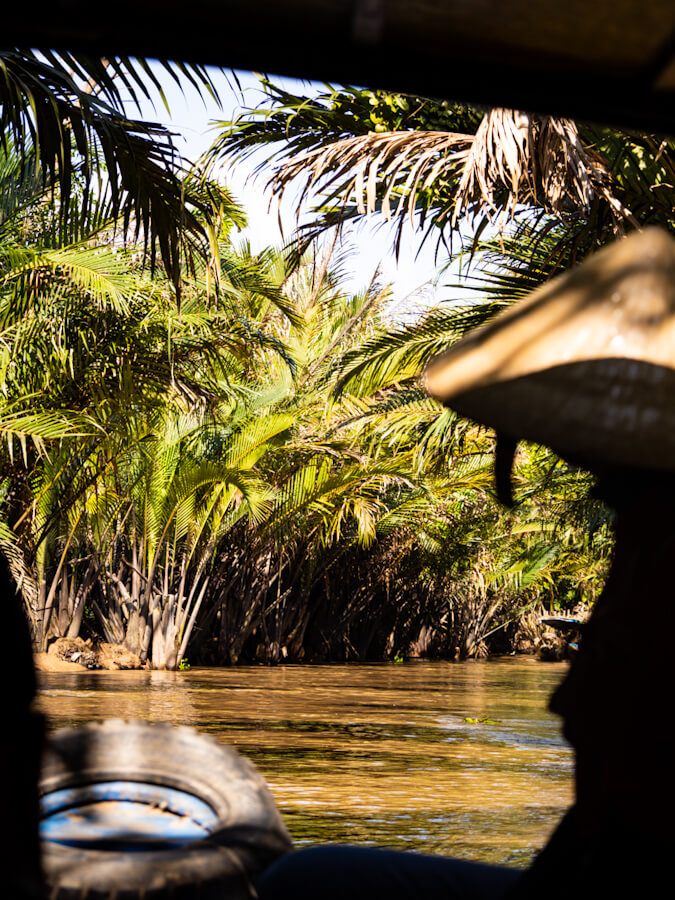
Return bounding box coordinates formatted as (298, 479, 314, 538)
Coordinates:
(3, 61, 672, 668)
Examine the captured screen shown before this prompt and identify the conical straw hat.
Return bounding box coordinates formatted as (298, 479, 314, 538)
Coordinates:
(422, 228, 675, 471)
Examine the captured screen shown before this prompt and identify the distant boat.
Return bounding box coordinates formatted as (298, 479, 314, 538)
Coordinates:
(538, 616, 585, 659)
(539, 616, 585, 632)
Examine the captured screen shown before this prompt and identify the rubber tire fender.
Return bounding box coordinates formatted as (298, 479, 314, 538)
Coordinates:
(40, 719, 293, 899)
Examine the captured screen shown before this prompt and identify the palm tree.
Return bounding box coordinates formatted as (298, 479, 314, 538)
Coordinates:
(0, 149, 291, 660)
(188, 239, 609, 664)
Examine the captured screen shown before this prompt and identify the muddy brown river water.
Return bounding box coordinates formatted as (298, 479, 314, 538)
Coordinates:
(37, 658, 573, 868)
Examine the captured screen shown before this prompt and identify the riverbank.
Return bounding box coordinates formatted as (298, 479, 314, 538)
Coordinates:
(38, 637, 143, 671)
(34, 611, 574, 671)
(34, 652, 86, 672)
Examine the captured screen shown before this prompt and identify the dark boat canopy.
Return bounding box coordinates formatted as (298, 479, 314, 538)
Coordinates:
(4, 1, 675, 133)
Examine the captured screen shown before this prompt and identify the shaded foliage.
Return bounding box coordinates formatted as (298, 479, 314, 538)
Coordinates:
(0, 51, 227, 293)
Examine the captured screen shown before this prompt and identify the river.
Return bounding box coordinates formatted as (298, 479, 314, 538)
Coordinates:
(37, 657, 573, 868)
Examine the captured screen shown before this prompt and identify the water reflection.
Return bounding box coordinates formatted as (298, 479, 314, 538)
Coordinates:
(37, 658, 573, 867)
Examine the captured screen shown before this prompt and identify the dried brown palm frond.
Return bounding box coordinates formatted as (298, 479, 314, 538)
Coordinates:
(269, 108, 637, 244)
(269, 129, 473, 226)
(456, 110, 636, 232)
(540, 118, 638, 231)
(537, 116, 598, 217)
(453, 109, 537, 226)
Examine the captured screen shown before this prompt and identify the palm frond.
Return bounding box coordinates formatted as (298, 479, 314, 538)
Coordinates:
(0, 402, 92, 463)
(271, 110, 638, 246)
(224, 412, 297, 470)
(333, 301, 505, 398)
(0, 243, 138, 316)
(270, 130, 472, 226)
(0, 52, 220, 292)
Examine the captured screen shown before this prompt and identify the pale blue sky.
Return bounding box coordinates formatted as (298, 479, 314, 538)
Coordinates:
(130, 65, 453, 311)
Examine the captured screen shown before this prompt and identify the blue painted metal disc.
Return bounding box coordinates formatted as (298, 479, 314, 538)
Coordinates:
(40, 781, 219, 851)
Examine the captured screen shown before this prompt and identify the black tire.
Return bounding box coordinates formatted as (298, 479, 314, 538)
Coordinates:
(40, 720, 293, 899)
